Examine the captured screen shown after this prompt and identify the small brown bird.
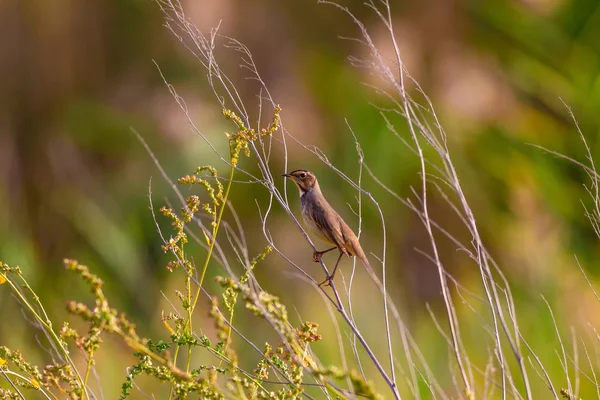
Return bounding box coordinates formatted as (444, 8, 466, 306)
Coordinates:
(283, 169, 371, 286)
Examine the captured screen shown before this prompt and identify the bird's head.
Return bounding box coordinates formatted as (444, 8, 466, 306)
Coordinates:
(282, 169, 318, 194)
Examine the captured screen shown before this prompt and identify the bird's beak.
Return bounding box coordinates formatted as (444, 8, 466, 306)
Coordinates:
(282, 173, 291, 178)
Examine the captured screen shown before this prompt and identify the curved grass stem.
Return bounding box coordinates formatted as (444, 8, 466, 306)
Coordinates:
(191, 163, 235, 318)
(2, 270, 90, 400)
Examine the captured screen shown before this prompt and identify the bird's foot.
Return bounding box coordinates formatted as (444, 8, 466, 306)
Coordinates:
(318, 275, 334, 287)
(313, 247, 337, 262)
(312, 251, 324, 263)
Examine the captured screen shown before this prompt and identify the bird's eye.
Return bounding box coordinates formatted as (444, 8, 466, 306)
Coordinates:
(299, 173, 306, 179)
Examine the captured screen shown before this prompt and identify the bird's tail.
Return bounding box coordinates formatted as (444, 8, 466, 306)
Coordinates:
(348, 237, 403, 333)
(347, 236, 380, 283)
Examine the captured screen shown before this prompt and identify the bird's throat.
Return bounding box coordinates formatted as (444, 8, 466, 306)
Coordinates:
(299, 187, 309, 200)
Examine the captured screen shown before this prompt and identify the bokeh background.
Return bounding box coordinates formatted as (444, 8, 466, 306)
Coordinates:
(2, 0, 600, 398)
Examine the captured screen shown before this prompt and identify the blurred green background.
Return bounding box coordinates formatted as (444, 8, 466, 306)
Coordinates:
(2, 0, 600, 398)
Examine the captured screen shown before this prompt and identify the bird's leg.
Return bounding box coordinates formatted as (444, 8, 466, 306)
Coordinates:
(319, 251, 344, 287)
(313, 246, 337, 262)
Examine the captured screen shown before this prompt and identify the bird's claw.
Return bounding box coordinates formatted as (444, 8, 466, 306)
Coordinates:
(318, 275, 333, 287)
(312, 251, 323, 263)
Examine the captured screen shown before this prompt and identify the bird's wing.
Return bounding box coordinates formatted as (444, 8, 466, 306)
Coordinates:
(309, 205, 348, 253)
(339, 219, 371, 268)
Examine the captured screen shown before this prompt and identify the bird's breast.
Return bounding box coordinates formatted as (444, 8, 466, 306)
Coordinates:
(300, 195, 334, 245)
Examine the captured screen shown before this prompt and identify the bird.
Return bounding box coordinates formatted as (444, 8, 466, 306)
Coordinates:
(282, 169, 371, 286)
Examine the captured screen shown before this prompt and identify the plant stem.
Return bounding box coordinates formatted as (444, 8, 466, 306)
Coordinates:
(6, 271, 90, 400)
(189, 164, 235, 315)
